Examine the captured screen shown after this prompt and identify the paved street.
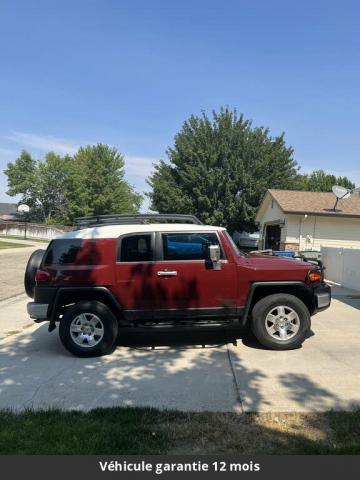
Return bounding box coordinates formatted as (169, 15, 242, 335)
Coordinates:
(0, 241, 46, 300)
(0, 285, 359, 412)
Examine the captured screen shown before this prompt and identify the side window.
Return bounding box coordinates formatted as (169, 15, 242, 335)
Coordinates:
(119, 234, 153, 262)
(162, 233, 222, 261)
(44, 239, 81, 265)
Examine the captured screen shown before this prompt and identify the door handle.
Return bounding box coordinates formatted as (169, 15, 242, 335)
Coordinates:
(157, 270, 177, 277)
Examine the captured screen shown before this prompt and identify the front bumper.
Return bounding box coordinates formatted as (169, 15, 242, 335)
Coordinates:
(27, 302, 49, 320)
(314, 283, 331, 312)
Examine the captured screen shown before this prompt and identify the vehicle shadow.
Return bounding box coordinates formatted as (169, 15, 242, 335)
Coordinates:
(117, 325, 242, 349)
(0, 322, 353, 454)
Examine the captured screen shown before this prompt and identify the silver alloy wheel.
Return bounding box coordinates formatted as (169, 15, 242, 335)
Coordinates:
(70, 313, 105, 348)
(265, 305, 300, 341)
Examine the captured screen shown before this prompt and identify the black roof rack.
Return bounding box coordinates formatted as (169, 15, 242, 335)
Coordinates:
(73, 214, 203, 229)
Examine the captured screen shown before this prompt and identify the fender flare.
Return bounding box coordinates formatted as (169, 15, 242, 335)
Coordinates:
(243, 281, 309, 323)
(48, 286, 123, 332)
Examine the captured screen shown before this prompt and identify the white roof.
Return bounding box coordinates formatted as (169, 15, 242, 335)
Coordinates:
(56, 223, 226, 240)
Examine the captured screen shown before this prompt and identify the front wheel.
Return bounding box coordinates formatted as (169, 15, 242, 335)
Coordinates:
(59, 301, 118, 357)
(251, 294, 311, 350)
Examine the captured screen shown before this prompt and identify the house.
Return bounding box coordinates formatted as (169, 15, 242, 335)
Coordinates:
(256, 189, 360, 252)
(0, 202, 17, 221)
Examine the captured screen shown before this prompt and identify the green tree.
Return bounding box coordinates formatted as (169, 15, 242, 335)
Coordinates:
(64, 144, 142, 221)
(148, 108, 298, 232)
(296, 169, 355, 192)
(4, 150, 38, 208)
(4, 144, 142, 224)
(37, 152, 70, 223)
(4, 150, 68, 223)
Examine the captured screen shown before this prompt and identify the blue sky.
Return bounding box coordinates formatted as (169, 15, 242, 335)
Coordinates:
(0, 0, 359, 211)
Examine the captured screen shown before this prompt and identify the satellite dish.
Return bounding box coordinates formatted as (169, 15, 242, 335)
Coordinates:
(331, 185, 352, 211)
(17, 204, 30, 213)
(332, 185, 351, 199)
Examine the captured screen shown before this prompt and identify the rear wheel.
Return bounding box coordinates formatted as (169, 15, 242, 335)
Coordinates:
(251, 293, 310, 350)
(59, 300, 118, 357)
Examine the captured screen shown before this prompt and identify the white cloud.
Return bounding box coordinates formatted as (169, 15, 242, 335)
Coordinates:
(123, 156, 160, 213)
(6, 131, 80, 155)
(124, 155, 158, 178)
(4, 133, 160, 175)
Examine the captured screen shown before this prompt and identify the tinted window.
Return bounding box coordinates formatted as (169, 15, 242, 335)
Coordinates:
(44, 239, 81, 265)
(162, 233, 221, 261)
(119, 234, 152, 262)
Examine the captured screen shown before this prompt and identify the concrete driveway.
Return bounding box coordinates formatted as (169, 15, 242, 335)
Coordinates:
(0, 286, 359, 412)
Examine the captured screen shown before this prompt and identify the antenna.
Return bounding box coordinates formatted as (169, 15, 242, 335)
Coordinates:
(331, 185, 351, 211)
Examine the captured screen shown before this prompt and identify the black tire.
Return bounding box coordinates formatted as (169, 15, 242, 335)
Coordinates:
(24, 249, 46, 298)
(59, 301, 119, 357)
(251, 293, 311, 350)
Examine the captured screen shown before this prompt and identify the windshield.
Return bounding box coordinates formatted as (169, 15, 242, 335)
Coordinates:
(224, 231, 246, 256)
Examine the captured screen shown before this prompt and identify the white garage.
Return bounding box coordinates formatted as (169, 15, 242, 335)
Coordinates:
(256, 189, 360, 252)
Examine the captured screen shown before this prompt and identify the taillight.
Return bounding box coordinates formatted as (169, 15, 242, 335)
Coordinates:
(35, 270, 51, 283)
(307, 270, 322, 283)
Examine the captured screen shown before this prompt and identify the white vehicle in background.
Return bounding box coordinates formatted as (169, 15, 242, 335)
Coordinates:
(232, 230, 260, 250)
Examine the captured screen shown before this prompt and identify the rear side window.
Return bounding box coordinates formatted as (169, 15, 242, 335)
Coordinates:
(162, 232, 222, 261)
(44, 239, 81, 265)
(119, 234, 153, 262)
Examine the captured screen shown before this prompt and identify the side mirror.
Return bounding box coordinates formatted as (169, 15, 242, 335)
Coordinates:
(209, 245, 221, 270)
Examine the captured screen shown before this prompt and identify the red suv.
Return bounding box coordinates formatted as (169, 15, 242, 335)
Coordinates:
(25, 214, 331, 357)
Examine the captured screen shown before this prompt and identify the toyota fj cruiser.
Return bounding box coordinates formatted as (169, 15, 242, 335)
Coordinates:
(25, 214, 331, 357)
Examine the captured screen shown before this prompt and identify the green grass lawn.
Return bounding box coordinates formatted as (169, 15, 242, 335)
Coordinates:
(0, 408, 359, 455)
(0, 235, 48, 244)
(0, 240, 29, 249)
